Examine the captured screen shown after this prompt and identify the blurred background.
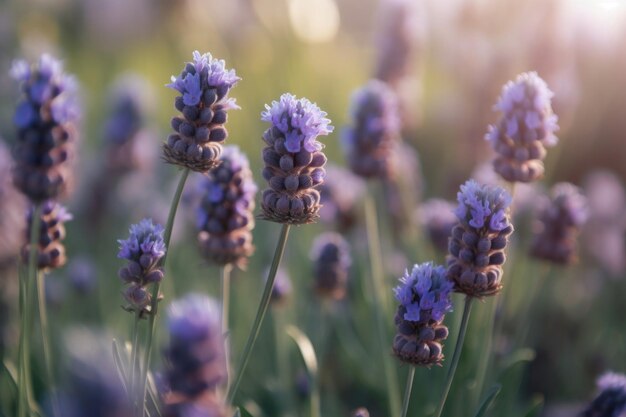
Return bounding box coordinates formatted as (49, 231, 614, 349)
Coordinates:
(1, 0, 626, 416)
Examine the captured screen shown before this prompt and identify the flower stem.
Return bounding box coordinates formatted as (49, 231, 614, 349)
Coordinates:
(36, 270, 60, 417)
(130, 312, 141, 415)
(227, 223, 291, 405)
(18, 203, 42, 417)
(221, 263, 233, 391)
(401, 366, 416, 417)
(472, 297, 497, 408)
(139, 167, 190, 417)
(434, 296, 474, 417)
(364, 192, 401, 417)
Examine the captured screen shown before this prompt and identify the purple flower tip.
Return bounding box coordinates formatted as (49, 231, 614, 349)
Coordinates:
(597, 372, 626, 392)
(167, 293, 221, 342)
(261, 93, 334, 153)
(393, 262, 453, 323)
(117, 218, 166, 261)
(166, 51, 241, 101)
(455, 180, 512, 231)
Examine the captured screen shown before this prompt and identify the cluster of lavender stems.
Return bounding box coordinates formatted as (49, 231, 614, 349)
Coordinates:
(5, 44, 601, 417)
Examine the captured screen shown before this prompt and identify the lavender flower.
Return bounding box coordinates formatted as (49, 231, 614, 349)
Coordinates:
(485, 72, 559, 183)
(446, 180, 514, 298)
(117, 218, 165, 316)
(352, 408, 370, 417)
(196, 146, 257, 268)
(67, 256, 97, 294)
(260, 93, 333, 224)
(530, 182, 589, 265)
(10, 54, 79, 202)
(310, 232, 351, 300)
(392, 262, 452, 367)
(582, 372, 626, 417)
(418, 199, 457, 253)
(342, 80, 400, 179)
(162, 294, 227, 410)
(164, 51, 240, 172)
(22, 200, 73, 270)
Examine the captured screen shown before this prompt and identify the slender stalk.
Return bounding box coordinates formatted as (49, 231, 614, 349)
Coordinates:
(401, 366, 416, 417)
(434, 296, 474, 417)
(129, 312, 141, 414)
(473, 297, 497, 407)
(364, 193, 401, 417)
(139, 167, 189, 417)
(227, 223, 291, 404)
(221, 263, 233, 391)
(18, 203, 42, 417)
(36, 270, 60, 417)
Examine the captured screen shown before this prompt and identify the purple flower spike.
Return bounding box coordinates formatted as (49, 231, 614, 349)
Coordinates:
(392, 262, 452, 367)
(447, 180, 514, 298)
(310, 232, 352, 300)
(164, 51, 241, 173)
(260, 94, 333, 225)
(581, 371, 626, 417)
(22, 201, 72, 271)
(117, 218, 166, 316)
(10, 54, 80, 202)
(486, 72, 559, 183)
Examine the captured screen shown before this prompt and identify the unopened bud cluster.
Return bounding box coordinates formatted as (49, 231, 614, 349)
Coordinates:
(530, 182, 588, 265)
(342, 80, 400, 179)
(162, 294, 227, 417)
(117, 219, 166, 316)
(22, 200, 72, 270)
(10, 54, 79, 202)
(447, 180, 513, 298)
(165, 51, 240, 172)
(310, 232, 352, 300)
(260, 94, 333, 224)
(392, 262, 453, 367)
(486, 72, 559, 183)
(196, 146, 257, 268)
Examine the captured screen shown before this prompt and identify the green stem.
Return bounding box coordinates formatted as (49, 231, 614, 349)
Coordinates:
(473, 297, 497, 408)
(36, 271, 60, 417)
(139, 167, 189, 417)
(364, 193, 401, 417)
(227, 223, 291, 404)
(129, 312, 141, 414)
(401, 366, 416, 417)
(221, 263, 233, 391)
(18, 203, 42, 417)
(434, 296, 473, 417)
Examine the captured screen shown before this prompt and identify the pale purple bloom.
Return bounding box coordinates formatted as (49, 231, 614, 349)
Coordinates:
(394, 262, 453, 323)
(117, 218, 165, 262)
(261, 93, 334, 153)
(455, 180, 512, 232)
(167, 51, 240, 100)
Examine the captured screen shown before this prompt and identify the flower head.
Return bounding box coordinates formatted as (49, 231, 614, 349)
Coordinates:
(310, 232, 352, 300)
(22, 201, 73, 270)
(261, 93, 333, 154)
(447, 180, 514, 298)
(164, 51, 240, 172)
(582, 372, 626, 417)
(486, 72, 559, 183)
(260, 94, 332, 224)
(117, 218, 166, 262)
(394, 262, 453, 323)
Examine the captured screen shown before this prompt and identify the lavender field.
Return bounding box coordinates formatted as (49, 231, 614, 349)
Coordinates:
(1, 0, 626, 416)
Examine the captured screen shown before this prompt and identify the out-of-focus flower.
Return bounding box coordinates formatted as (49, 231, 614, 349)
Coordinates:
(352, 408, 370, 417)
(67, 256, 97, 294)
(342, 80, 400, 180)
(162, 294, 227, 417)
(10, 54, 79, 202)
(581, 371, 626, 417)
(318, 164, 365, 232)
(392, 262, 452, 367)
(418, 199, 457, 253)
(447, 180, 513, 298)
(485, 72, 559, 183)
(0, 141, 27, 267)
(260, 93, 333, 224)
(583, 171, 626, 275)
(267, 266, 292, 306)
(164, 51, 240, 173)
(196, 146, 257, 268)
(530, 182, 589, 265)
(22, 200, 72, 270)
(310, 232, 351, 300)
(117, 218, 165, 316)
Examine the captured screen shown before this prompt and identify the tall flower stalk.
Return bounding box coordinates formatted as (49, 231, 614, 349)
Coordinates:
(435, 180, 513, 417)
(228, 94, 333, 403)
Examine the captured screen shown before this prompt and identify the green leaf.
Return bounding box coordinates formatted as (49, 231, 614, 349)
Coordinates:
(473, 383, 502, 417)
(112, 338, 129, 393)
(1, 360, 18, 395)
(285, 325, 318, 377)
(522, 395, 544, 417)
(500, 348, 536, 372)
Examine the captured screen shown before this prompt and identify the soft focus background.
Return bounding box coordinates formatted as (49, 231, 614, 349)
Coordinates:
(1, 0, 626, 416)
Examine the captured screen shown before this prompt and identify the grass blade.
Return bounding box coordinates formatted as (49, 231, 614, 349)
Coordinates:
(473, 383, 502, 417)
